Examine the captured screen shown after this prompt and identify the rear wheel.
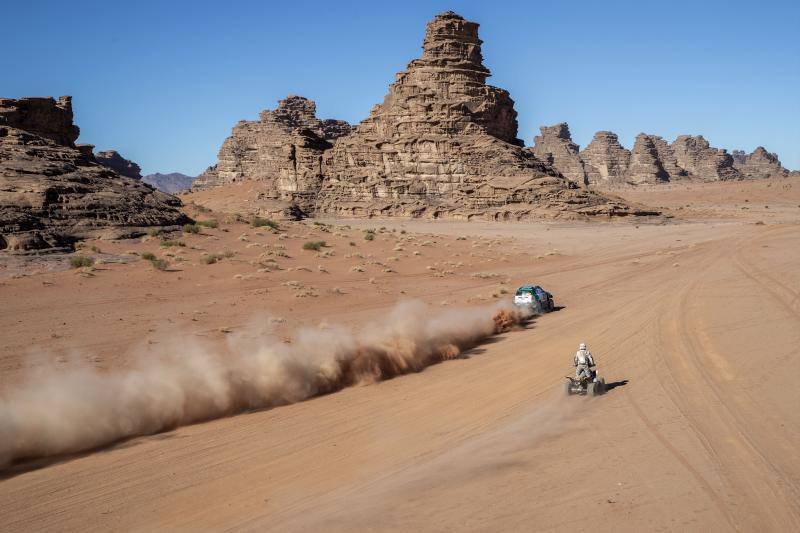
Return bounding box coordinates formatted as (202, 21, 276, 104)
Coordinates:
(588, 382, 598, 397)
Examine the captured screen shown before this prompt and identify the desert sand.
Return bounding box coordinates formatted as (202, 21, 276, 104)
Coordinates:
(1, 177, 799, 532)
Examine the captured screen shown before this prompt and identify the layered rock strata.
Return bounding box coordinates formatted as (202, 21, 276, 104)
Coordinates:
(0, 96, 189, 251)
(580, 131, 630, 186)
(317, 12, 638, 219)
(95, 149, 143, 179)
(672, 135, 738, 181)
(732, 147, 789, 179)
(530, 123, 586, 184)
(192, 95, 351, 216)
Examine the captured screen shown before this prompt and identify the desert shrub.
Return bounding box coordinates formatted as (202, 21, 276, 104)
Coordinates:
(90, 245, 101, 253)
(197, 219, 218, 228)
(222, 250, 235, 258)
(141, 252, 157, 261)
(364, 230, 375, 241)
(150, 258, 169, 271)
(302, 240, 326, 251)
(69, 256, 94, 269)
(147, 228, 162, 237)
(252, 217, 280, 230)
(183, 223, 201, 234)
(203, 254, 219, 265)
(160, 239, 186, 247)
(349, 241, 356, 246)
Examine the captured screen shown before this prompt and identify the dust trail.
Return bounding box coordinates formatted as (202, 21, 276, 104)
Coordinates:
(0, 300, 529, 468)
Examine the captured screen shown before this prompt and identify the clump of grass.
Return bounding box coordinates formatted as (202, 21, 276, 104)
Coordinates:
(202, 251, 234, 265)
(69, 256, 94, 269)
(90, 245, 101, 253)
(252, 217, 280, 230)
(364, 230, 375, 241)
(138, 252, 169, 270)
(150, 258, 169, 271)
(183, 223, 201, 234)
(196, 219, 218, 228)
(302, 240, 326, 251)
(147, 228, 162, 237)
(160, 239, 186, 247)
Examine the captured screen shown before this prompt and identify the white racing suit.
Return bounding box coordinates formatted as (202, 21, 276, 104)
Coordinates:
(574, 348, 596, 380)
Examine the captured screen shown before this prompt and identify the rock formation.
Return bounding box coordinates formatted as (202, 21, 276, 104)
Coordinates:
(142, 172, 196, 193)
(192, 95, 351, 216)
(0, 96, 78, 146)
(625, 134, 672, 184)
(732, 147, 789, 179)
(580, 131, 630, 186)
(95, 149, 142, 179)
(0, 96, 189, 252)
(530, 123, 586, 184)
(672, 135, 738, 181)
(316, 12, 640, 219)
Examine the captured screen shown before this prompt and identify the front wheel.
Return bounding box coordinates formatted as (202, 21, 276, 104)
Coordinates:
(564, 381, 573, 396)
(588, 382, 598, 397)
(597, 378, 606, 395)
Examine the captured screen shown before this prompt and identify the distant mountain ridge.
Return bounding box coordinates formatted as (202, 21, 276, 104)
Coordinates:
(142, 172, 195, 193)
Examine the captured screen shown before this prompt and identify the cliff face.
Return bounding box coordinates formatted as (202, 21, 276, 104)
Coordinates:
(530, 123, 586, 184)
(316, 12, 639, 220)
(580, 131, 631, 186)
(672, 135, 738, 181)
(192, 95, 350, 215)
(0, 96, 79, 147)
(195, 12, 645, 220)
(0, 97, 189, 252)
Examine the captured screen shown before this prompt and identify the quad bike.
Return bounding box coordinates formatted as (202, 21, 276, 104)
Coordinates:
(564, 367, 606, 397)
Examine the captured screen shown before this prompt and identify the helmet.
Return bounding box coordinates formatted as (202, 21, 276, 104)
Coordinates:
(579, 343, 586, 351)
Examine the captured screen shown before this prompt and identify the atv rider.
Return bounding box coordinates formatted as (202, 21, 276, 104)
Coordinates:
(574, 343, 596, 381)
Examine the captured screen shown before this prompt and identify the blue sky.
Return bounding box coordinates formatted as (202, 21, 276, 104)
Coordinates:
(3, 0, 798, 175)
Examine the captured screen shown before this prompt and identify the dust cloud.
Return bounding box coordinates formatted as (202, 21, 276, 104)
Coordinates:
(0, 300, 529, 467)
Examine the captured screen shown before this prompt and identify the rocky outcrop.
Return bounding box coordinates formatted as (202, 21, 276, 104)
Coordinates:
(316, 12, 642, 220)
(142, 172, 195, 193)
(0, 96, 79, 147)
(623, 134, 687, 184)
(95, 149, 143, 179)
(625, 134, 672, 184)
(530, 123, 586, 184)
(672, 135, 738, 181)
(732, 147, 788, 179)
(580, 131, 630, 186)
(193, 95, 351, 215)
(0, 96, 189, 252)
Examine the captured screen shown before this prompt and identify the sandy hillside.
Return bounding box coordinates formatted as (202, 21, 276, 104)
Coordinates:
(1, 178, 799, 532)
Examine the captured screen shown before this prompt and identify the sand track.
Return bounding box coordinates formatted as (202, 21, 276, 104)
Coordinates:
(1, 180, 799, 531)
